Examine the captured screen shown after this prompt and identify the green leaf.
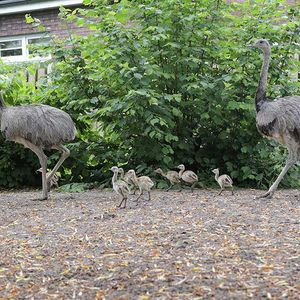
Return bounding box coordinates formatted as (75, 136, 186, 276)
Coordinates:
(150, 118, 159, 126)
(172, 107, 182, 117)
(134, 73, 143, 80)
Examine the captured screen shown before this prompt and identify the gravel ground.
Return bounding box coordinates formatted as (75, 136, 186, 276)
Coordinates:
(0, 188, 299, 299)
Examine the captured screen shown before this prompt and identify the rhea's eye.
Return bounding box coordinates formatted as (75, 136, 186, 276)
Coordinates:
(259, 41, 263, 44)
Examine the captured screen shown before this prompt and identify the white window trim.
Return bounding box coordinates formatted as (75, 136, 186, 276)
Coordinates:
(0, 0, 83, 15)
(0, 34, 51, 62)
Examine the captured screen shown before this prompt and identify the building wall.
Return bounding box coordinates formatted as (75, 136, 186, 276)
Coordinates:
(0, 7, 89, 38)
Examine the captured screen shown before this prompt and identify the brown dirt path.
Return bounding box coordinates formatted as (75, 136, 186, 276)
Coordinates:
(0, 189, 299, 299)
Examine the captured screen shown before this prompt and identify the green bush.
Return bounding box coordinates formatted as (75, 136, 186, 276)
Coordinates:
(0, 62, 40, 187)
(0, 0, 299, 189)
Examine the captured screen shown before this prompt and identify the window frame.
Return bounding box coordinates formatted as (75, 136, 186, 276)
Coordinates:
(0, 33, 51, 62)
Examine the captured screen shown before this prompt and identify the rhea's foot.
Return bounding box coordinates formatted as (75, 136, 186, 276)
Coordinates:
(32, 197, 48, 201)
(116, 204, 126, 209)
(255, 190, 274, 200)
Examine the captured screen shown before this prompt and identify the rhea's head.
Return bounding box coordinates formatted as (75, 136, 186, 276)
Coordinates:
(212, 168, 219, 175)
(154, 168, 163, 174)
(127, 169, 136, 178)
(110, 166, 119, 173)
(177, 164, 185, 170)
(250, 39, 271, 53)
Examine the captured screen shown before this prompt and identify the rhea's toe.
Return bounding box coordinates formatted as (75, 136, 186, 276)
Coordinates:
(32, 197, 48, 201)
(256, 191, 273, 200)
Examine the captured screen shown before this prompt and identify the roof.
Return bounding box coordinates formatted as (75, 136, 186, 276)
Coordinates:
(0, 0, 26, 5)
(0, 0, 83, 15)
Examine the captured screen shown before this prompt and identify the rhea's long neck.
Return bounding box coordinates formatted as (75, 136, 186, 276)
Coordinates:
(214, 172, 219, 181)
(255, 49, 270, 112)
(179, 169, 184, 178)
(132, 173, 139, 185)
(112, 172, 118, 185)
(118, 170, 124, 180)
(161, 170, 167, 177)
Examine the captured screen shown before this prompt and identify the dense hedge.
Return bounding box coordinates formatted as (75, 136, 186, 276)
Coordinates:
(0, 0, 299, 189)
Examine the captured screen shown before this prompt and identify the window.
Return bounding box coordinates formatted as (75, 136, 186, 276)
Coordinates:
(0, 39, 22, 57)
(0, 34, 51, 62)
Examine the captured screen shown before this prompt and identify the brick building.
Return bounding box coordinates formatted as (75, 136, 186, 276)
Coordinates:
(0, 0, 88, 62)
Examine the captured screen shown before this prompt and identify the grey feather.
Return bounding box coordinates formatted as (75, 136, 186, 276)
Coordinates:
(1, 104, 76, 148)
(256, 96, 300, 145)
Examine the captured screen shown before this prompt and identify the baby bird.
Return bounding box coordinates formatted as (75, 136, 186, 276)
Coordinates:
(118, 167, 138, 194)
(177, 164, 198, 192)
(154, 168, 180, 191)
(110, 166, 130, 208)
(212, 168, 234, 195)
(37, 168, 59, 192)
(126, 169, 154, 202)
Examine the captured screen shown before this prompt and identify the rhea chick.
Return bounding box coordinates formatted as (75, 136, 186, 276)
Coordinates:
(212, 168, 234, 195)
(37, 168, 59, 192)
(110, 166, 130, 208)
(154, 168, 180, 191)
(177, 164, 198, 192)
(126, 169, 154, 202)
(118, 167, 138, 194)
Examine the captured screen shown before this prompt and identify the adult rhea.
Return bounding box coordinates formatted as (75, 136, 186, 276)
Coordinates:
(250, 39, 300, 198)
(0, 93, 76, 200)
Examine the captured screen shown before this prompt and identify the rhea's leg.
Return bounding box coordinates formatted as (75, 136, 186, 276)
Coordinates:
(178, 182, 183, 192)
(38, 154, 48, 200)
(218, 188, 224, 195)
(21, 140, 48, 200)
(166, 183, 173, 192)
(47, 145, 70, 183)
(257, 157, 296, 199)
(123, 198, 127, 208)
(190, 182, 197, 193)
(117, 197, 125, 208)
(134, 188, 143, 203)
